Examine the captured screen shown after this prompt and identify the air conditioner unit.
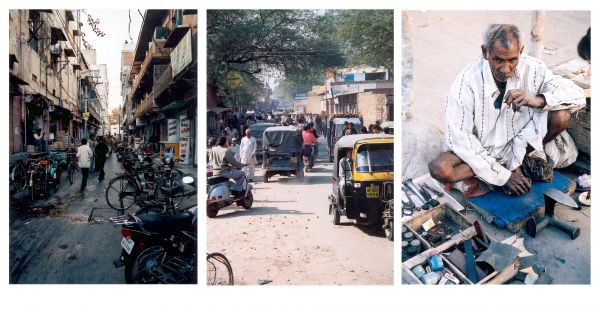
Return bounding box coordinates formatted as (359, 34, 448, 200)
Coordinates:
(49, 44, 62, 55)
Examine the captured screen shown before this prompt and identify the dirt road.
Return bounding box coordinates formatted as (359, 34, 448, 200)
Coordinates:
(207, 137, 394, 285)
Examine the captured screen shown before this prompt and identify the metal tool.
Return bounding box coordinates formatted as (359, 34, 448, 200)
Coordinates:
(402, 186, 428, 211)
(418, 184, 440, 207)
(403, 179, 432, 210)
(423, 183, 444, 197)
(525, 188, 581, 240)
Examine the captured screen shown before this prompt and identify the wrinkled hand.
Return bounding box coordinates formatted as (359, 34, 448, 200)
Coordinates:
(505, 89, 546, 111)
(504, 167, 532, 195)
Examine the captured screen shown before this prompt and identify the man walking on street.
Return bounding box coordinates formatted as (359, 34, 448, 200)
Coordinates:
(76, 138, 94, 193)
(94, 136, 109, 182)
(240, 128, 257, 182)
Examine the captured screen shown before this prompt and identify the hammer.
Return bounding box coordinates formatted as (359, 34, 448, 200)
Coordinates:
(525, 188, 581, 240)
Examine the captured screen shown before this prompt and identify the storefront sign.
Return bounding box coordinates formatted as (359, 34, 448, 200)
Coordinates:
(179, 139, 189, 165)
(171, 30, 192, 77)
(168, 119, 178, 142)
(180, 116, 190, 139)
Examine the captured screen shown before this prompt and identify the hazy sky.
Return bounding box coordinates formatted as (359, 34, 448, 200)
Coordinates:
(80, 9, 143, 114)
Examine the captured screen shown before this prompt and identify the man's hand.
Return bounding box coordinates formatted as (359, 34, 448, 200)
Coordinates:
(505, 89, 546, 111)
(503, 167, 532, 195)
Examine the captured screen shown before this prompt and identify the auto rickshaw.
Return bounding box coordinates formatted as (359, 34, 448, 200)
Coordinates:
(262, 126, 304, 183)
(328, 134, 394, 240)
(327, 117, 363, 162)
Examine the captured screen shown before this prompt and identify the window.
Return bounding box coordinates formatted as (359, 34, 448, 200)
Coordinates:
(28, 10, 41, 54)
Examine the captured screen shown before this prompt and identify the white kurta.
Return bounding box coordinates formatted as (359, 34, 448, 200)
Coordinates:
(240, 136, 257, 179)
(444, 55, 585, 186)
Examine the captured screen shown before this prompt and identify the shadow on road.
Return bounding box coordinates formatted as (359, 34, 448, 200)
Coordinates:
(211, 206, 314, 219)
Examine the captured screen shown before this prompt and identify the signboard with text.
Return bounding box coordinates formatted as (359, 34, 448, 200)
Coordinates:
(168, 119, 178, 142)
(171, 30, 192, 77)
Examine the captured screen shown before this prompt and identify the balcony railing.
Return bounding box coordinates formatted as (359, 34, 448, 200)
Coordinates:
(130, 43, 172, 97)
(132, 91, 155, 120)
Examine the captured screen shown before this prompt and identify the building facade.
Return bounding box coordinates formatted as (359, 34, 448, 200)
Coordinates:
(123, 9, 197, 166)
(9, 9, 108, 154)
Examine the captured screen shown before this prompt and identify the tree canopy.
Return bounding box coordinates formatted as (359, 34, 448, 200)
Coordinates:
(207, 9, 393, 105)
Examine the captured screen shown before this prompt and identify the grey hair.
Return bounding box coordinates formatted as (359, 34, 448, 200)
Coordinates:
(483, 24, 522, 53)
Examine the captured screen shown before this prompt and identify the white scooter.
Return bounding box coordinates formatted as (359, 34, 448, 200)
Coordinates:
(206, 170, 253, 218)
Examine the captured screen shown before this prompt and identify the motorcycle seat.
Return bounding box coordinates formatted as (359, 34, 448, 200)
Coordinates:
(139, 211, 195, 233)
(207, 175, 229, 185)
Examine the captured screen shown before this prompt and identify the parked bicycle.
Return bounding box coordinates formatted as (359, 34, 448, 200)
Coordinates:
(105, 157, 185, 211)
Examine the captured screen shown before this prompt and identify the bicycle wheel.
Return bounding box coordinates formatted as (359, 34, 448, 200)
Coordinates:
(11, 164, 27, 192)
(206, 252, 234, 285)
(155, 178, 184, 207)
(68, 164, 79, 184)
(105, 176, 138, 210)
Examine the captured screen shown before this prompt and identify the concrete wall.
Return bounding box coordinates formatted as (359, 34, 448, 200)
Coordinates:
(306, 94, 323, 115)
(357, 92, 390, 127)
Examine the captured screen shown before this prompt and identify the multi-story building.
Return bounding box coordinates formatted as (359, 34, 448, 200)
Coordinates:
(125, 9, 197, 166)
(322, 66, 394, 126)
(9, 9, 108, 154)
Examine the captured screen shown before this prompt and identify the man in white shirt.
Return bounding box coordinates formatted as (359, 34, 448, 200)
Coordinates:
(428, 24, 585, 196)
(339, 148, 353, 196)
(76, 138, 95, 193)
(240, 128, 257, 182)
(33, 128, 46, 152)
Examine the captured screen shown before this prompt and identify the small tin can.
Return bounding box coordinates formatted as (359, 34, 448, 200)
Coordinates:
(402, 225, 408, 234)
(401, 241, 409, 248)
(411, 265, 426, 279)
(403, 232, 414, 241)
(428, 250, 444, 271)
(410, 239, 421, 252)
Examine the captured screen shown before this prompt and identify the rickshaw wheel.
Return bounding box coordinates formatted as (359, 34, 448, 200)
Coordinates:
(263, 174, 269, 183)
(333, 208, 341, 225)
(385, 220, 393, 241)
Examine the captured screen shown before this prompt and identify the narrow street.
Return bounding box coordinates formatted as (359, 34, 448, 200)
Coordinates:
(207, 137, 393, 285)
(9, 153, 197, 284)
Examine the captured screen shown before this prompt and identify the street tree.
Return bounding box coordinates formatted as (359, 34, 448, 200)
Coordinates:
(335, 10, 394, 77)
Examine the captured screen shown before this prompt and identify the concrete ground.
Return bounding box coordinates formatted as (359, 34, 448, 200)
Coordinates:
(207, 137, 394, 285)
(9, 153, 197, 284)
(402, 11, 591, 284)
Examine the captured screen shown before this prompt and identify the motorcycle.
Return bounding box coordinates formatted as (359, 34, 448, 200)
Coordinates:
(111, 175, 197, 284)
(207, 170, 253, 218)
(115, 144, 127, 162)
(302, 144, 318, 172)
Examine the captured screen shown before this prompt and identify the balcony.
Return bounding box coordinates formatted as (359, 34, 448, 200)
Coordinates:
(130, 43, 172, 98)
(131, 91, 156, 121)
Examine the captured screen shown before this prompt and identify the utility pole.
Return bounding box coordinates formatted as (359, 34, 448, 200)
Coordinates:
(529, 11, 546, 59)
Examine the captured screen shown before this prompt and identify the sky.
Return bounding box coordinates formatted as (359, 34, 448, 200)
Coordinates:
(79, 9, 143, 114)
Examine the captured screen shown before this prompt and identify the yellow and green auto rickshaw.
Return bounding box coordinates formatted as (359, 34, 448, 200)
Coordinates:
(328, 134, 394, 240)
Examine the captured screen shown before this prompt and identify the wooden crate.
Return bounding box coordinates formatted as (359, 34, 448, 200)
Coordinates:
(402, 226, 520, 285)
(405, 203, 472, 248)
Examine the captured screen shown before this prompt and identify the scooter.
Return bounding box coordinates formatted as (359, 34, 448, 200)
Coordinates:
(206, 171, 253, 218)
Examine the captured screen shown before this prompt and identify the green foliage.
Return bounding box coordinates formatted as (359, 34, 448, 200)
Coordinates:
(335, 10, 394, 77)
(207, 9, 393, 104)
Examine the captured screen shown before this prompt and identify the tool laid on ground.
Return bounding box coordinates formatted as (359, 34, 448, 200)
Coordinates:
(525, 188, 581, 240)
(422, 183, 444, 197)
(403, 185, 430, 210)
(403, 179, 432, 210)
(418, 183, 440, 207)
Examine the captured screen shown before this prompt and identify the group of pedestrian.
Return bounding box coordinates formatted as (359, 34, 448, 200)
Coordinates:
(76, 135, 109, 193)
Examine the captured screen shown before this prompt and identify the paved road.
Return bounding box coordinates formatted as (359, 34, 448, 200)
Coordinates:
(9, 153, 197, 284)
(207, 137, 394, 285)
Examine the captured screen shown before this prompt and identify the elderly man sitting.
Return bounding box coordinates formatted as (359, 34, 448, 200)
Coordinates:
(428, 24, 585, 196)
